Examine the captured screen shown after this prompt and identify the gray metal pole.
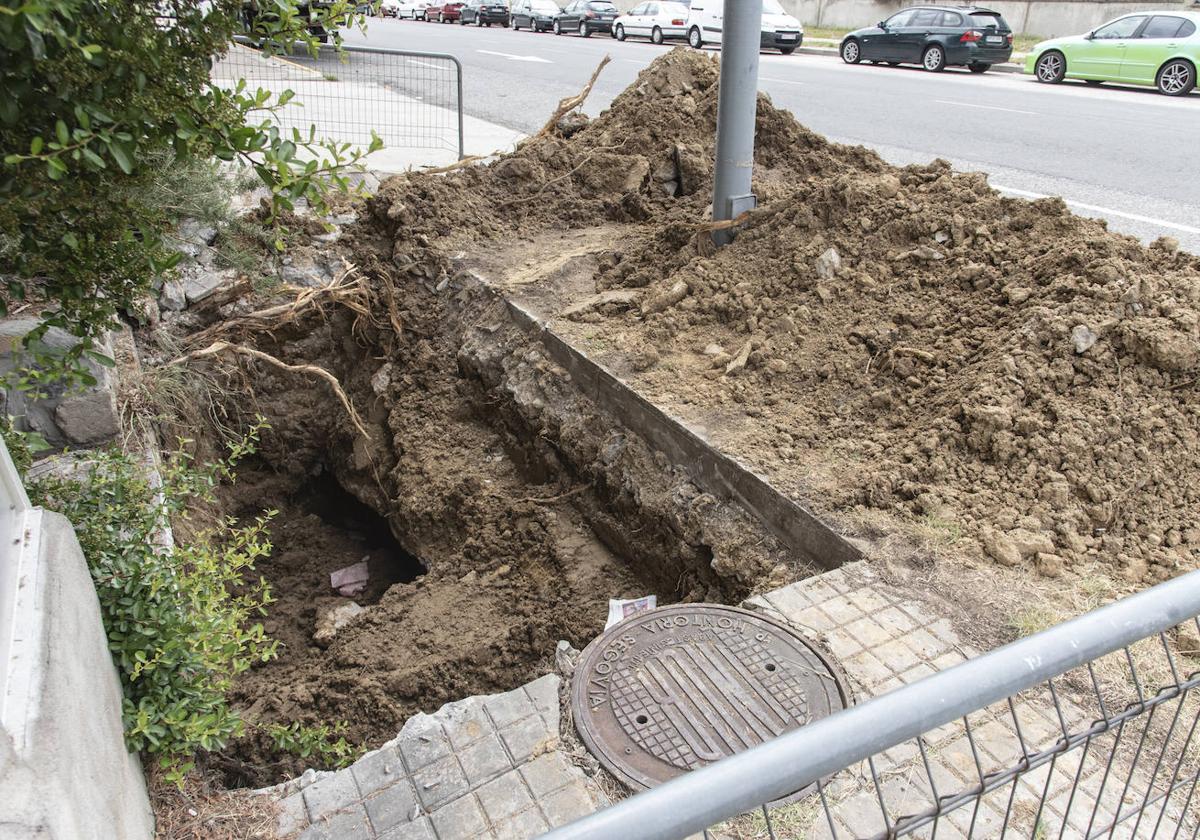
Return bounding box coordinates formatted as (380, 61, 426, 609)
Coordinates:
(540, 568, 1200, 840)
(711, 0, 763, 247)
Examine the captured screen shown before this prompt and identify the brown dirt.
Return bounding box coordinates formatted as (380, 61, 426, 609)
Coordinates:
(363, 47, 1200, 589)
(147, 45, 1200, 791)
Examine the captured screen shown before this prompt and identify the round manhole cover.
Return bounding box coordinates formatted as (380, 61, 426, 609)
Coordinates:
(571, 604, 850, 795)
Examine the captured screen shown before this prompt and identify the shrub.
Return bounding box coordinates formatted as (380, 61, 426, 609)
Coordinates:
(22, 420, 280, 781)
(0, 0, 378, 385)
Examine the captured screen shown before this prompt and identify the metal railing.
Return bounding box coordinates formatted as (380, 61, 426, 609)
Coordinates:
(214, 38, 464, 162)
(543, 570, 1200, 839)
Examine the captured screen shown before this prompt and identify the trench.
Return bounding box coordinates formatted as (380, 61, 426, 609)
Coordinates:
(202, 259, 831, 789)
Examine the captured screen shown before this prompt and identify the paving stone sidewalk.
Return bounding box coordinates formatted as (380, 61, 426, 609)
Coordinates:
(262, 561, 1195, 838)
(261, 674, 607, 839)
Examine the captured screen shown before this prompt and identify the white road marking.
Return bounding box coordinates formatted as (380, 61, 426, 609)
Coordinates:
(994, 184, 1200, 235)
(476, 49, 552, 63)
(406, 59, 445, 70)
(761, 76, 806, 85)
(935, 99, 1036, 115)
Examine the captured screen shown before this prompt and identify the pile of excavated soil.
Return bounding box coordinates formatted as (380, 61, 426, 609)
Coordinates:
(364, 47, 1200, 587)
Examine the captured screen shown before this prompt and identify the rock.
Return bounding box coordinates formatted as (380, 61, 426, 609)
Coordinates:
(55, 389, 120, 446)
(903, 245, 945, 262)
(1151, 236, 1180, 253)
(1071, 325, 1098, 354)
(371, 363, 393, 396)
(702, 343, 726, 357)
(183, 267, 236, 306)
(724, 340, 753, 376)
(174, 219, 218, 257)
(313, 602, 366, 648)
(629, 344, 659, 371)
(554, 639, 579, 678)
(159, 278, 187, 312)
(555, 111, 589, 137)
(815, 247, 841, 280)
(641, 279, 689, 316)
(981, 527, 1021, 566)
(1035, 552, 1064, 578)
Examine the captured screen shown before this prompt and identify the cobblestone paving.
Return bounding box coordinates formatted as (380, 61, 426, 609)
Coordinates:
(263, 674, 607, 839)
(744, 562, 1189, 839)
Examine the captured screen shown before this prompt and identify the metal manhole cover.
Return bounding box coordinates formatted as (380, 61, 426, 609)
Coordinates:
(571, 604, 850, 795)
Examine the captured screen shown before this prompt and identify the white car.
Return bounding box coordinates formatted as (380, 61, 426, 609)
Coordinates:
(382, 0, 423, 17)
(685, 0, 804, 54)
(613, 1, 691, 44)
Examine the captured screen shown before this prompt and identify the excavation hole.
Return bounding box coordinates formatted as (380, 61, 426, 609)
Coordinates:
(298, 471, 425, 604)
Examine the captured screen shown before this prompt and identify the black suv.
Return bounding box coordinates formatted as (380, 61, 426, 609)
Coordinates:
(552, 0, 618, 36)
(460, 0, 510, 25)
(840, 6, 1013, 73)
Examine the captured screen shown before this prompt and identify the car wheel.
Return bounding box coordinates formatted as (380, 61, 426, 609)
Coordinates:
(779, 46, 796, 55)
(579, 20, 590, 36)
(968, 63, 990, 74)
(615, 23, 625, 40)
(840, 38, 861, 64)
(553, 19, 561, 34)
(1157, 59, 1195, 96)
(1035, 50, 1065, 84)
(922, 44, 946, 72)
(688, 26, 703, 48)
(651, 26, 663, 44)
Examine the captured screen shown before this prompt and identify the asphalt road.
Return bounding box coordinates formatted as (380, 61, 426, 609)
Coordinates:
(344, 19, 1200, 252)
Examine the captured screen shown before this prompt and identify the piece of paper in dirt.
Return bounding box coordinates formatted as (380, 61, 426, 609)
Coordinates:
(606, 595, 657, 628)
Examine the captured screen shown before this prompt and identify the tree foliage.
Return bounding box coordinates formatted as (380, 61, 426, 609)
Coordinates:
(0, 0, 377, 384)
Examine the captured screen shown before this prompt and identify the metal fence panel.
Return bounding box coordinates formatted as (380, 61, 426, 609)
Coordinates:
(213, 38, 464, 164)
(542, 570, 1200, 839)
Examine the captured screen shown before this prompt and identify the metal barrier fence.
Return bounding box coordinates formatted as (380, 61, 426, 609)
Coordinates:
(214, 38, 464, 163)
(543, 570, 1200, 840)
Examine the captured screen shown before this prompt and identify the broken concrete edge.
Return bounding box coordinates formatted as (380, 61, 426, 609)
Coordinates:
(461, 270, 861, 574)
(0, 508, 154, 840)
(255, 672, 611, 840)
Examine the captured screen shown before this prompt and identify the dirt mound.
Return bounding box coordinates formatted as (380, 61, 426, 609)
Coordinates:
(365, 48, 1200, 586)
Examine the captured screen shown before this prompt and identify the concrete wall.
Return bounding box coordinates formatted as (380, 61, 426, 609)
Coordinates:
(0, 507, 154, 840)
(612, 0, 1193, 39)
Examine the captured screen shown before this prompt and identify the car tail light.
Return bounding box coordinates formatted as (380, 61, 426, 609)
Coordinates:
(671, 17, 684, 24)
(1006, 32, 1013, 45)
(585, 9, 595, 16)
(959, 29, 982, 42)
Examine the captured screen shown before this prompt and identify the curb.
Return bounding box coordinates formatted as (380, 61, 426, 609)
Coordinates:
(795, 42, 1026, 74)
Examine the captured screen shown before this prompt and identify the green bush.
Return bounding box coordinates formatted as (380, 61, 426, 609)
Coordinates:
(22, 420, 280, 781)
(0, 0, 378, 385)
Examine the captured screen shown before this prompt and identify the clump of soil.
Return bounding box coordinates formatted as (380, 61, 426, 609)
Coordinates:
(363, 47, 1199, 586)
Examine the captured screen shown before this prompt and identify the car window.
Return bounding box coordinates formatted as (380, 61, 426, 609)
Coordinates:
(586, 0, 615, 8)
(1140, 15, 1186, 38)
(910, 9, 943, 27)
(533, 0, 559, 10)
(1093, 16, 1145, 39)
(1182, 20, 1197, 37)
(968, 11, 1006, 29)
(885, 9, 915, 27)
(762, 0, 786, 12)
(628, 2, 644, 12)
(940, 11, 963, 27)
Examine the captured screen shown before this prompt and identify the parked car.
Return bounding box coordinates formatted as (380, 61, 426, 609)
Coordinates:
(685, 0, 802, 54)
(510, 0, 561, 31)
(428, 1, 463, 20)
(552, 0, 618, 36)
(390, 0, 425, 17)
(417, 1, 440, 18)
(840, 6, 1012, 72)
(614, 0, 690, 43)
(1027, 11, 1199, 95)
(460, 0, 510, 25)
(379, 0, 399, 15)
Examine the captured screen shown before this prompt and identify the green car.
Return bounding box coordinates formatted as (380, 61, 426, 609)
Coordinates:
(1025, 11, 1199, 96)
